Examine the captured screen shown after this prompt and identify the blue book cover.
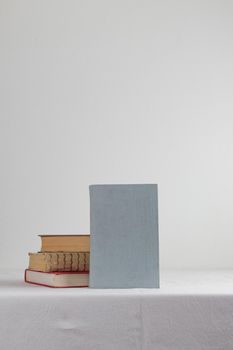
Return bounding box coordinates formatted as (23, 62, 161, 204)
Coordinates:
(89, 184, 159, 288)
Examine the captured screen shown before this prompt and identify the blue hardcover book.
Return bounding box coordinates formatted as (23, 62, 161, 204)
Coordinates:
(89, 184, 159, 288)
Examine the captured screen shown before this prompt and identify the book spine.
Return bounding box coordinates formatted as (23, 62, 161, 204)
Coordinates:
(44, 252, 89, 272)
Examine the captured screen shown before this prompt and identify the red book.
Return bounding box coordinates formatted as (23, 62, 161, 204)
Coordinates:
(25, 269, 89, 288)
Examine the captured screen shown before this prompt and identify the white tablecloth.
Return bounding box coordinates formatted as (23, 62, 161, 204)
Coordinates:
(1, 270, 233, 350)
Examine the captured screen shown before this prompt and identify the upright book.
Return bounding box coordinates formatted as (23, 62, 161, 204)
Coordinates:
(89, 184, 159, 288)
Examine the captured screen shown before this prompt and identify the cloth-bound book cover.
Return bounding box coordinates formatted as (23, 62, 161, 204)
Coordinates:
(89, 184, 159, 288)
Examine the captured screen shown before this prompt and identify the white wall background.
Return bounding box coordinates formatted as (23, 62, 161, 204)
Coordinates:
(1, 0, 233, 270)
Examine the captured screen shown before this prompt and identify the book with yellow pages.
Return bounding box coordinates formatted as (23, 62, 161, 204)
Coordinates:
(39, 234, 90, 252)
(28, 252, 90, 272)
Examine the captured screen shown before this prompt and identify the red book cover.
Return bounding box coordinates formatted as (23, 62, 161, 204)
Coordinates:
(25, 269, 89, 288)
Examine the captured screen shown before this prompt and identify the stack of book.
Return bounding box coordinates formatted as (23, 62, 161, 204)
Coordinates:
(25, 235, 90, 288)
